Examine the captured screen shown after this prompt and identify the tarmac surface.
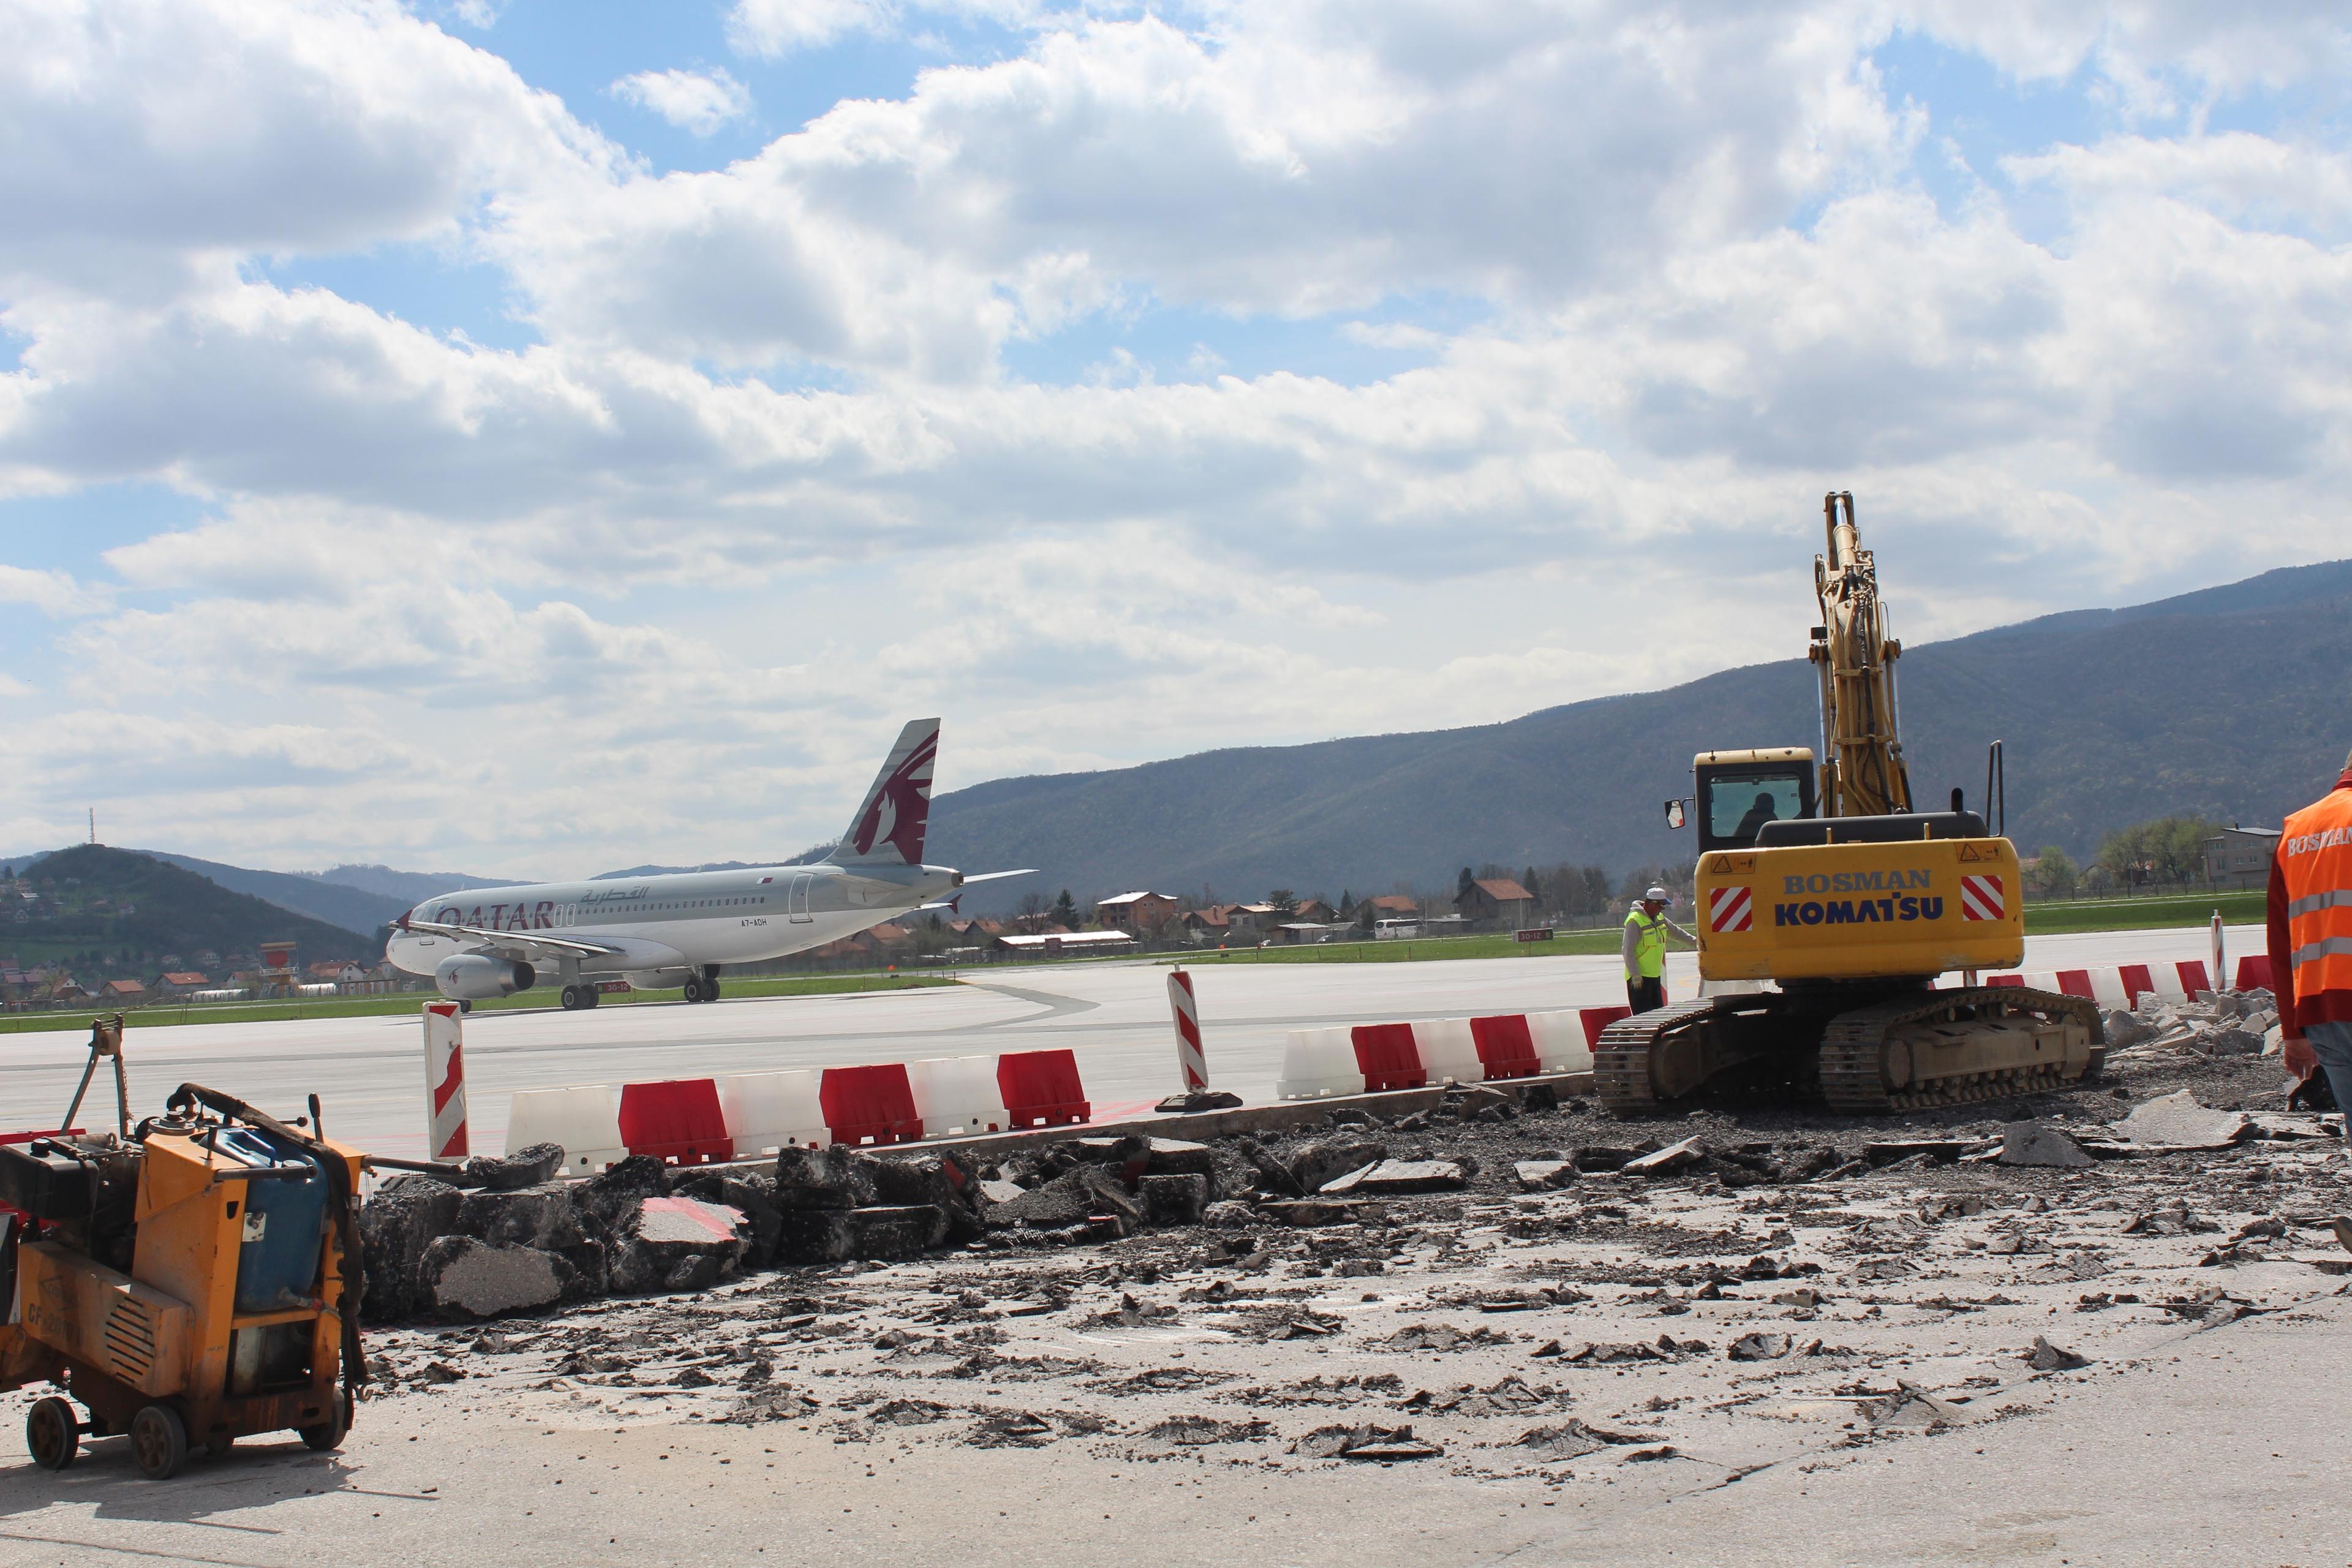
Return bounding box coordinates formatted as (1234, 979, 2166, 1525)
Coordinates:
(1, 925, 2264, 1162)
(1, 1018, 2342, 1567)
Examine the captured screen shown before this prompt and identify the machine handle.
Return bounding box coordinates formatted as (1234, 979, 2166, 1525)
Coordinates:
(210, 1163, 317, 1183)
(361, 1155, 470, 1180)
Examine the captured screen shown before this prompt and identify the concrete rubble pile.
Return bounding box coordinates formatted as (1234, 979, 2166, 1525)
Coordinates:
(349, 1044, 2352, 1499)
(2099, 987, 2282, 1062)
(357, 1049, 2337, 1327)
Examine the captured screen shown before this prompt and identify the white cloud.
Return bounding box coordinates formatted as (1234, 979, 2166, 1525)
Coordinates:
(728, 0, 897, 56)
(611, 67, 754, 137)
(0, 0, 617, 305)
(499, 4, 1909, 377)
(0, 565, 105, 616)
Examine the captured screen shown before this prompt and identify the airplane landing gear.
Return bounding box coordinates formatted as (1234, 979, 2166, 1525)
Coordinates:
(680, 971, 722, 1004)
(560, 984, 601, 1011)
(681, 977, 705, 1004)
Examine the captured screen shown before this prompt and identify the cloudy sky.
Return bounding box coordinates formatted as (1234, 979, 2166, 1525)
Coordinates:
(2, 0, 2346, 878)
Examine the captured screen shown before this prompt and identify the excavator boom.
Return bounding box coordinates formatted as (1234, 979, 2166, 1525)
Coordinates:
(1810, 491, 1912, 819)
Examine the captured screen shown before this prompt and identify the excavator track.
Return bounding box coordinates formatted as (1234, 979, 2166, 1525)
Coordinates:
(1593, 987, 2103, 1116)
(1818, 986, 2102, 1115)
(1592, 1000, 1725, 1113)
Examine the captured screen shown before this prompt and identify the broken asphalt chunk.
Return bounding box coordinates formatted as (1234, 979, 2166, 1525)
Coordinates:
(1512, 1419, 1661, 1460)
(2026, 1335, 2089, 1371)
(1726, 1332, 1793, 1362)
(1514, 1159, 1577, 1192)
(2117, 1090, 2255, 1150)
(1290, 1423, 1440, 1461)
(1999, 1123, 2094, 1169)
(1321, 1159, 1469, 1196)
(1623, 1137, 1708, 1177)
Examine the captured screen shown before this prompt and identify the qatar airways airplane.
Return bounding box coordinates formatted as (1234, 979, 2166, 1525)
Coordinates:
(384, 719, 1028, 1010)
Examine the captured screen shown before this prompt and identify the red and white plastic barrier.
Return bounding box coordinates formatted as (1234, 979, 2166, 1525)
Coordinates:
(507, 1044, 1099, 1170)
(1978, 959, 2271, 1006)
(1275, 1006, 1629, 1101)
(422, 1001, 470, 1161)
(503, 1084, 625, 1175)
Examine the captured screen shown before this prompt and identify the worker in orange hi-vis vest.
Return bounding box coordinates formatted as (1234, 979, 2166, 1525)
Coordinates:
(2274, 744, 2352, 1250)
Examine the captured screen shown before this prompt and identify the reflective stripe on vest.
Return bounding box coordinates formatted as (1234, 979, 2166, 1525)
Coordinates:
(2280, 789, 2352, 1001)
(1626, 911, 1665, 980)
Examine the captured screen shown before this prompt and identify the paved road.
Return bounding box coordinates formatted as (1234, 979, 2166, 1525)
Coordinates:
(0, 1129, 2341, 1566)
(1, 924, 2264, 1161)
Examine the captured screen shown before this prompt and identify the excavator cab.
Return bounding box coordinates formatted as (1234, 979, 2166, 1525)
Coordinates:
(1690, 747, 1817, 851)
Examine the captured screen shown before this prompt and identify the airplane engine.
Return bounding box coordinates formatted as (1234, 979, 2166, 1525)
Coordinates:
(435, 953, 536, 1001)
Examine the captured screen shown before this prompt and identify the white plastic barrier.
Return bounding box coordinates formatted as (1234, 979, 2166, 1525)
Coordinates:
(1411, 1018, 1483, 1086)
(718, 1070, 829, 1155)
(908, 1055, 1011, 1137)
(1276, 1027, 1366, 1100)
(505, 1084, 625, 1174)
(1528, 1011, 1596, 1075)
(2086, 968, 2131, 1008)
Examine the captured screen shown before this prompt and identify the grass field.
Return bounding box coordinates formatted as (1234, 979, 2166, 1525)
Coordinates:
(1163, 891, 2264, 968)
(0, 972, 956, 1036)
(2022, 889, 2265, 935)
(1169, 929, 1622, 965)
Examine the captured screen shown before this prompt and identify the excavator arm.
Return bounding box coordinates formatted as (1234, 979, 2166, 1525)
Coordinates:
(1807, 491, 1913, 820)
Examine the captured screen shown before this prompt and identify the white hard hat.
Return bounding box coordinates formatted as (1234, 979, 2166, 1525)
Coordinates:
(1644, 885, 1670, 902)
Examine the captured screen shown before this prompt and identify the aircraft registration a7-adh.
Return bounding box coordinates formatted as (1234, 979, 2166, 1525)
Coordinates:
(384, 720, 1030, 1010)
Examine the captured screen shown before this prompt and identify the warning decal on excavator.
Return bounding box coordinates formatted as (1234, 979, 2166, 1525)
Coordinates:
(1960, 874, 2005, 921)
(1956, 842, 1997, 862)
(1708, 886, 1753, 933)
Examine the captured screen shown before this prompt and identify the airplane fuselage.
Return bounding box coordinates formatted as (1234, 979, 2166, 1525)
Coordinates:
(385, 860, 962, 993)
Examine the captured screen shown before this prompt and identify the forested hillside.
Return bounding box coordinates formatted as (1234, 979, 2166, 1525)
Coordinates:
(926, 559, 2352, 908)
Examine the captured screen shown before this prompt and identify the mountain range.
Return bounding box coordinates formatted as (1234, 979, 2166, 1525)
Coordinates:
(8, 557, 2345, 932)
(921, 556, 2352, 908)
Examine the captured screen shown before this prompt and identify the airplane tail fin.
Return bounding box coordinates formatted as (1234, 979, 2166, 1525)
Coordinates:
(827, 718, 940, 867)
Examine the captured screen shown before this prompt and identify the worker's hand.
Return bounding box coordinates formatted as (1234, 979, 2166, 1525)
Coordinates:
(2284, 1033, 2316, 1079)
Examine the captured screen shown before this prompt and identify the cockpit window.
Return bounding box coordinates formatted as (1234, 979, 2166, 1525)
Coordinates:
(1708, 772, 1807, 847)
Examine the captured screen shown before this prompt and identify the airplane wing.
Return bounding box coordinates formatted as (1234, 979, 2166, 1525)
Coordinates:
(396, 912, 624, 962)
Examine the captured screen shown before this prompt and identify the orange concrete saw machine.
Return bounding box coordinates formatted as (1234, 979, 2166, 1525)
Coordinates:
(1, 1017, 383, 1479)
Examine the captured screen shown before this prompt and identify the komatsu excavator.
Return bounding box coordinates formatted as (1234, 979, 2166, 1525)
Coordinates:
(1595, 492, 2101, 1114)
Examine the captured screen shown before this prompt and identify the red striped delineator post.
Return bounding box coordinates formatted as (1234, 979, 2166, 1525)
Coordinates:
(1167, 967, 1210, 1093)
(423, 1000, 470, 1160)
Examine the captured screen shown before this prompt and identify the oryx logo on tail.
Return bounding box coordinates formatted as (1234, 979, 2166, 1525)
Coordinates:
(834, 718, 940, 866)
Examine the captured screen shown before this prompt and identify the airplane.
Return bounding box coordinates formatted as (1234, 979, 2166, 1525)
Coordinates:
(383, 718, 1030, 1010)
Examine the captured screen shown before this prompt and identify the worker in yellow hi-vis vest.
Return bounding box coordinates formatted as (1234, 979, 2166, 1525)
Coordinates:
(1621, 884, 1695, 1014)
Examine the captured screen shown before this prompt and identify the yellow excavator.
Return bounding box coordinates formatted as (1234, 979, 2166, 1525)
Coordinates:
(1596, 492, 2101, 1114)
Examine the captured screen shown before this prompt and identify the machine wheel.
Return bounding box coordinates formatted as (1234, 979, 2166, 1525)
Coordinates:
(130, 1404, 189, 1480)
(681, 977, 705, 1004)
(26, 1396, 78, 1471)
(560, 984, 584, 1010)
(703, 979, 722, 1001)
(458, 999, 474, 1014)
(298, 1390, 351, 1453)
